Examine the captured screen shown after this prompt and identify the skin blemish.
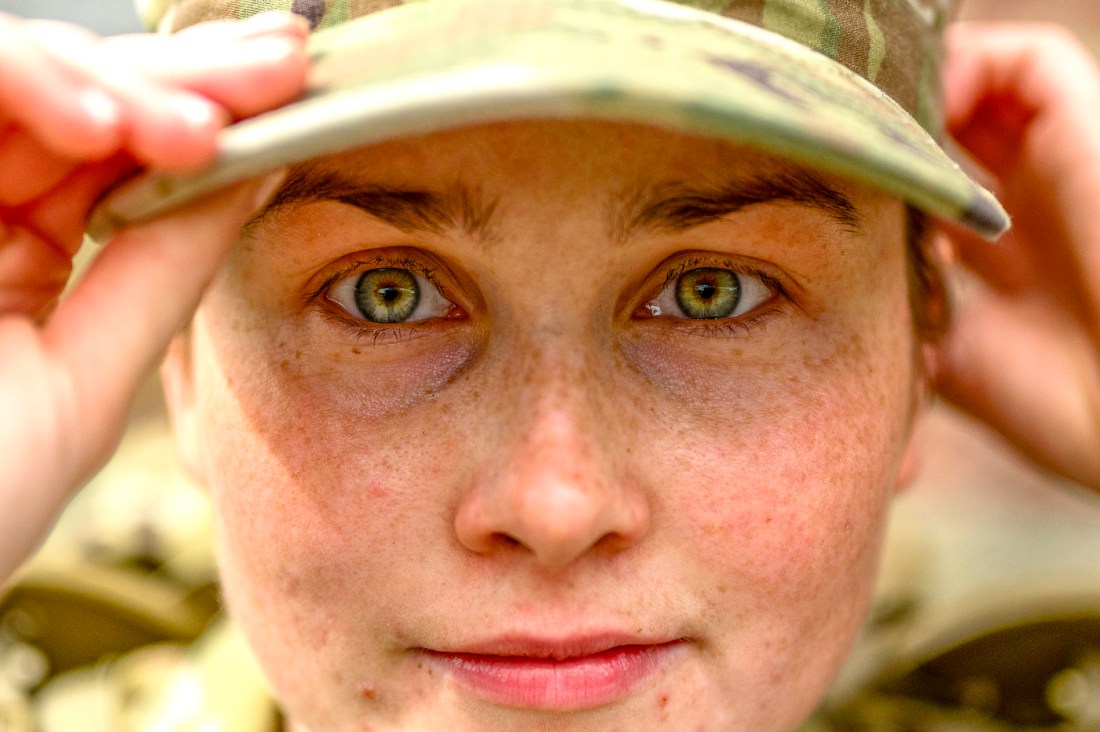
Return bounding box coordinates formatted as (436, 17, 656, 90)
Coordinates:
(361, 686, 377, 701)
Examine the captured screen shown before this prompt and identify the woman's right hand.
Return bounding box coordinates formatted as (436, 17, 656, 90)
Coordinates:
(0, 11, 308, 582)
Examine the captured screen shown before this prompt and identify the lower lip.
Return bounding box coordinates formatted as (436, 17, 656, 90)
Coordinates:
(421, 641, 685, 710)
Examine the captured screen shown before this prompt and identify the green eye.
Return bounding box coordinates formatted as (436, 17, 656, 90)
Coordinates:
(675, 268, 741, 319)
(354, 268, 420, 323)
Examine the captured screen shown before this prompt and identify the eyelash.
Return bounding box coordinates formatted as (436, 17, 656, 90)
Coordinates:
(639, 257, 792, 336)
(308, 254, 791, 343)
(307, 255, 455, 341)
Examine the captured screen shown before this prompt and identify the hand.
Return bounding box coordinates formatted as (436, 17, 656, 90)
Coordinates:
(0, 11, 308, 582)
(933, 22, 1100, 488)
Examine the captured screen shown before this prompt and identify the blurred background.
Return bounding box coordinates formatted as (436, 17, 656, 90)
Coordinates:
(0, 0, 142, 33)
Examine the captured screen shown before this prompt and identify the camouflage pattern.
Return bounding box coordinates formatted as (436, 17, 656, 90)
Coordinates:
(141, 0, 954, 133)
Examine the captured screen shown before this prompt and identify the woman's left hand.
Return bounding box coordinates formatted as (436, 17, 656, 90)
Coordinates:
(933, 22, 1100, 489)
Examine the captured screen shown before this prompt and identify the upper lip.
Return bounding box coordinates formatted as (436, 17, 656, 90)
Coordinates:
(421, 633, 685, 660)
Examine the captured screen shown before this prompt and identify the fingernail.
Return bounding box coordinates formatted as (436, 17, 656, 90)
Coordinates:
(174, 95, 225, 132)
(86, 206, 123, 244)
(79, 87, 120, 127)
(243, 35, 301, 65)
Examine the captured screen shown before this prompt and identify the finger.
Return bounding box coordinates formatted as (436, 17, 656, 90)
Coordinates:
(0, 15, 123, 160)
(943, 23, 1100, 316)
(934, 295, 1100, 487)
(935, 220, 1026, 295)
(21, 19, 226, 171)
(134, 35, 307, 119)
(104, 14, 309, 119)
(0, 220, 71, 319)
(0, 124, 79, 206)
(45, 170, 286, 452)
(945, 23, 1100, 178)
(0, 155, 144, 325)
(939, 219, 1095, 332)
(9, 155, 139, 257)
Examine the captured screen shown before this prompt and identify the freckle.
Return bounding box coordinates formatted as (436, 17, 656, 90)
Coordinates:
(279, 359, 290, 369)
(294, 350, 302, 359)
(352, 347, 362, 355)
(716, 585, 727, 594)
(361, 686, 377, 701)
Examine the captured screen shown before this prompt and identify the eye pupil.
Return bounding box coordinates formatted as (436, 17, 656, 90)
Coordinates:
(694, 282, 717, 301)
(355, 268, 420, 323)
(676, 268, 740, 319)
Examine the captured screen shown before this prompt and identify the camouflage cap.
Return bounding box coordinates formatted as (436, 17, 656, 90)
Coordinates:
(141, 0, 954, 133)
(95, 0, 1009, 239)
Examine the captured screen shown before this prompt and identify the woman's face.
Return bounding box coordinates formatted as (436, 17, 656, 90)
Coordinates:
(165, 120, 924, 731)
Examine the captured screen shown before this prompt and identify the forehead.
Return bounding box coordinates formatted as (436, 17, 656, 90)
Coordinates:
(296, 119, 834, 183)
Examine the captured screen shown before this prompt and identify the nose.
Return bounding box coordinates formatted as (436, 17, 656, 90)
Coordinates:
(454, 385, 650, 570)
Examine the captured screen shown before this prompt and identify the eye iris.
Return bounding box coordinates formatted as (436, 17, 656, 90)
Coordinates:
(354, 268, 420, 323)
(675, 268, 740, 319)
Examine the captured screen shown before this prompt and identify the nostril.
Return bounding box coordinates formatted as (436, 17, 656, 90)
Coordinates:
(491, 533, 523, 550)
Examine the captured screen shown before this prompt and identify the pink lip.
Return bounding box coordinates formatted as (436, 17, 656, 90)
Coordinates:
(419, 636, 687, 710)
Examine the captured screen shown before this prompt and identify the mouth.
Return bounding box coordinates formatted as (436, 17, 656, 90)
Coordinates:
(417, 636, 688, 711)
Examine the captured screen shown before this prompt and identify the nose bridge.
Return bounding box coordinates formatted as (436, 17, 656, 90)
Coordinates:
(520, 335, 598, 424)
(506, 332, 617, 492)
(454, 335, 649, 569)
(500, 327, 607, 443)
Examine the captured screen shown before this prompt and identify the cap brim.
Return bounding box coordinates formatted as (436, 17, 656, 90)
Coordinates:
(88, 0, 1009, 240)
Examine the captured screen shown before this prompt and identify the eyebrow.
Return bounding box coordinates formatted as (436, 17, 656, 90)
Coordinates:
(255, 165, 500, 244)
(253, 164, 862, 246)
(614, 169, 864, 243)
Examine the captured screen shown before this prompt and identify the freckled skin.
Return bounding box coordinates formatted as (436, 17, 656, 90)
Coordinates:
(165, 120, 924, 732)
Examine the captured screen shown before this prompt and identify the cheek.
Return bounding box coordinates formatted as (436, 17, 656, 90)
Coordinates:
(186, 288, 481, 652)
(626, 308, 914, 629)
(186, 303, 482, 723)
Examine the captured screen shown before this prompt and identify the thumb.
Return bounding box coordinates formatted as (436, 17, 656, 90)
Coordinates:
(933, 293, 1100, 486)
(47, 170, 285, 483)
